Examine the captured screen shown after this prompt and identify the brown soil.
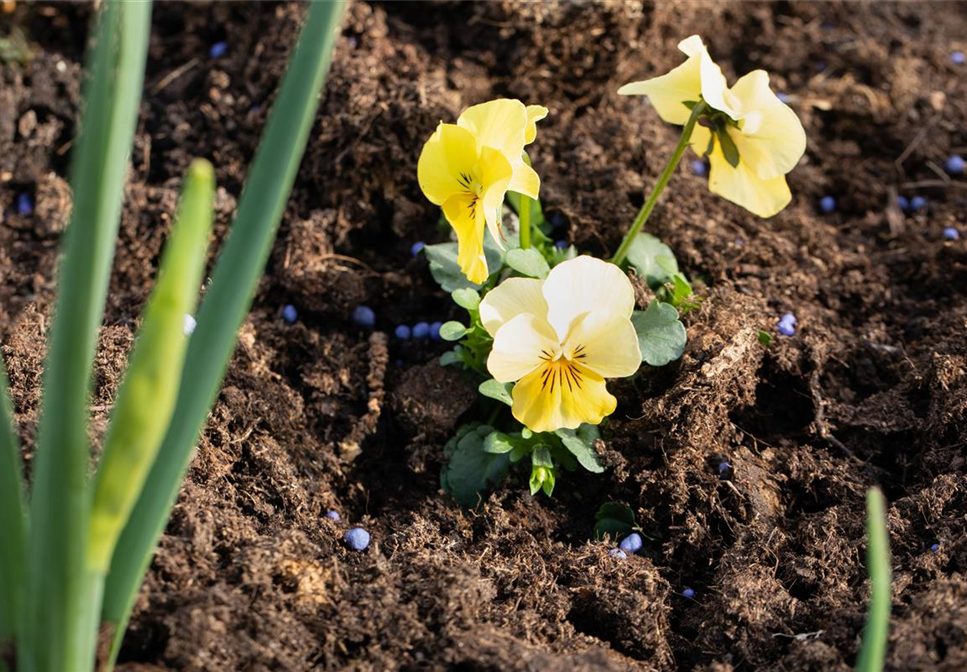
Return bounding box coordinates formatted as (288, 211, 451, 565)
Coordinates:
(3, 1, 967, 670)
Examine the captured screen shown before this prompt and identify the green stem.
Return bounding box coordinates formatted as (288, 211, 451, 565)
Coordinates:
(611, 101, 707, 267)
(519, 194, 531, 250)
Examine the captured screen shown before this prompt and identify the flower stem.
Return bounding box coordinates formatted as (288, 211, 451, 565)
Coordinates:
(611, 101, 708, 267)
(519, 194, 531, 249)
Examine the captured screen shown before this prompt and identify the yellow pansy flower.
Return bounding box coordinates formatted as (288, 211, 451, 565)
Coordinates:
(418, 99, 546, 284)
(618, 35, 806, 218)
(480, 256, 641, 433)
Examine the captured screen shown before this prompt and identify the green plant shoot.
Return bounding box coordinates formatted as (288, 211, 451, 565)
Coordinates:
(88, 158, 214, 572)
(855, 487, 892, 672)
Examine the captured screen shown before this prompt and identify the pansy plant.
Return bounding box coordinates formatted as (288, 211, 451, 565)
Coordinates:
(416, 98, 691, 505)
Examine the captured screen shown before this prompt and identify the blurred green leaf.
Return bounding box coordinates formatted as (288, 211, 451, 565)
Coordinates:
(451, 288, 480, 311)
(594, 502, 636, 541)
(555, 425, 605, 474)
(102, 4, 347, 668)
(440, 321, 468, 341)
(441, 424, 510, 507)
(479, 379, 513, 406)
(505, 248, 550, 279)
(632, 301, 687, 366)
(626, 233, 678, 289)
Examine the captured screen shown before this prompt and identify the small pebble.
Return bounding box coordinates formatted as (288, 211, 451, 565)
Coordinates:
(183, 314, 197, 336)
(17, 192, 33, 216)
(282, 304, 298, 324)
(682, 587, 696, 599)
(897, 195, 910, 213)
(325, 510, 341, 521)
(554, 240, 568, 250)
(412, 321, 430, 339)
(352, 305, 376, 329)
(776, 92, 789, 104)
(780, 312, 797, 326)
(343, 527, 370, 551)
(209, 41, 228, 59)
(718, 461, 731, 473)
(819, 196, 836, 214)
(734, 238, 745, 247)
(549, 212, 566, 229)
(815, 61, 827, 72)
(943, 227, 960, 241)
(930, 543, 940, 552)
(946, 155, 965, 175)
(608, 548, 627, 559)
(411, 241, 426, 256)
(690, 159, 707, 176)
(429, 321, 443, 341)
(394, 325, 412, 340)
(952, 50, 966, 65)
(777, 315, 796, 337)
(347, 37, 358, 49)
(619, 532, 643, 554)
(910, 195, 927, 212)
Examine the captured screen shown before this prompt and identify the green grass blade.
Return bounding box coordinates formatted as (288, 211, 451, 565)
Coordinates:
(0, 358, 26, 645)
(88, 159, 214, 573)
(855, 487, 892, 672)
(22, 3, 151, 671)
(101, 0, 346, 663)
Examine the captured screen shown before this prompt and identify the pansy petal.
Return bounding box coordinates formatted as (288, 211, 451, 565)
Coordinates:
(729, 70, 783, 113)
(478, 146, 514, 250)
(729, 72, 806, 180)
(689, 124, 713, 158)
(697, 47, 740, 119)
(508, 160, 541, 200)
(479, 278, 548, 336)
(417, 123, 478, 206)
(487, 313, 560, 383)
(732, 104, 805, 180)
(457, 99, 528, 160)
(707, 143, 792, 218)
(442, 192, 489, 284)
(511, 363, 616, 433)
(525, 105, 548, 145)
(542, 256, 636, 342)
(565, 310, 641, 379)
(618, 55, 702, 126)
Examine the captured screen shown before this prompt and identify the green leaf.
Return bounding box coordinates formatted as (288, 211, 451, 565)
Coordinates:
(758, 330, 773, 346)
(555, 425, 605, 474)
(505, 248, 550, 279)
(626, 233, 679, 289)
(479, 379, 513, 406)
(0, 359, 26, 643)
(88, 159, 214, 573)
(632, 301, 687, 366)
(440, 321, 468, 341)
(440, 349, 463, 367)
(594, 502, 636, 541)
(716, 126, 740, 168)
(102, 3, 347, 667)
(509, 443, 531, 463)
(483, 431, 516, 454)
(855, 488, 892, 672)
(24, 4, 152, 669)
(441, 424, 510, 507)
(451, 288, 480, 311)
